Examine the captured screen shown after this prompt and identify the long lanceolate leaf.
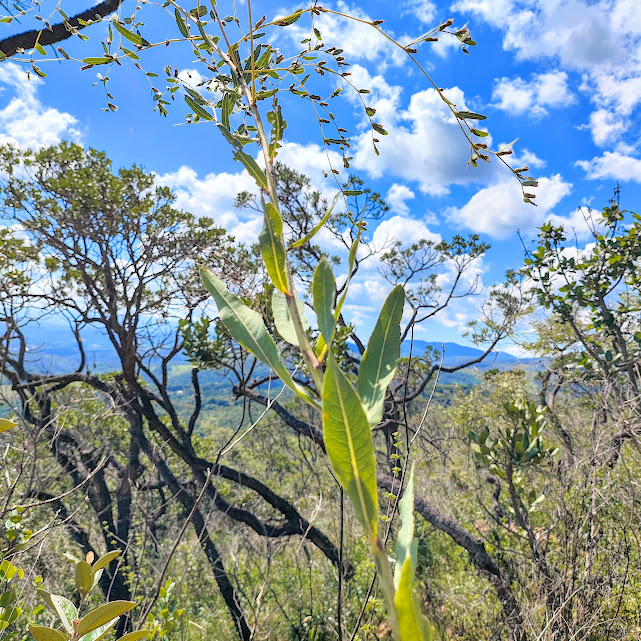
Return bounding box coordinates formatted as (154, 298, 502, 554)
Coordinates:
(259, 201, 289, 294)
(290, 193, 340, 250)
(358, 285, 405, 427)
(394, 467, 433, 641)
(313, 258, 336, 346)
(200, 268, 318, 409)
(322, 356, 378, 541)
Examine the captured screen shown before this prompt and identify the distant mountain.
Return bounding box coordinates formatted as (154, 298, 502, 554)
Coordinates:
(17, 322, 539, 375)
(398, 340, 534, 367)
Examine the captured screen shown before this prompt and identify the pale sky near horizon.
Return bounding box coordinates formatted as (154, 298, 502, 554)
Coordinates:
(1, 0, 640, 354)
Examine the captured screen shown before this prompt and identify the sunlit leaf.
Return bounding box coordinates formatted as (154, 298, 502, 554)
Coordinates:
(76, 602, 136, 637)
(50, 595, 77, 634)
(290, 193, 339, 250)
(259, 202, 289, 293)
(0, 419, 16, 433)
(312, 258, 336, 346)
(28, 625, 67, 641)
(322, 356, 378, 540)
(358, 285, 404, 427)
(200, 268, 318, 408)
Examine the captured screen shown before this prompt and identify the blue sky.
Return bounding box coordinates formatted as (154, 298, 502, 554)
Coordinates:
(1, 0, 640, 351)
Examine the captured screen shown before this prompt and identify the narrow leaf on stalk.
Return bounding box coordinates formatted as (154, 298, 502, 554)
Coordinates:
(200, 268, 318, 408)
(358, 285, 404, 427)
(322, 356, 378, 539)
(112, 21, 149, 47)
(184, 95, 213, 121)
(334, 226, 362, 322)
(233, 150, 268, 190)
(290, 193, 340, 249)
(394, 467, 433, 640)
(313, 258, 336, 345)
(272, 289, 308, 346)
(259, 202, 289, 293)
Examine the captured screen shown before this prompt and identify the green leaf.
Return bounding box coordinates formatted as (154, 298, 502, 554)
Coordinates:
(118, 632, 150, 641)
(372, 123, 388, 135)
(312, 258, 336, 346)
(0, 418, 16, 433)
(275, 9, 304, 26)
(394, 468, 433, 640)
(358, 285, 405, 427)
(323, 357, 379, 539)
(112, 21, 149, 47)
(394, 466, 416, 587)
(334, 228, 362, 323)
(200, 268, 318, 408)
(28, 625, 67, 641)
(290, 193, 339, 250)
(259, 202, 289, 293)
(184, 95, 214, 121)
(471, 128, 489, 137)
(91, 549, 121, 571)
(78, 621, 118, 641)
(175, 8, 189, 37)
(455, 110, 486, 120)
(76, 602, 136, 637)
(272, 290, 308, 347)
(232, 150, 268, 190)
(82, 57, 111, 65)
(75, 560, 93, 594)
(35, 43, 46, 55)
(50, 595, 77, 634)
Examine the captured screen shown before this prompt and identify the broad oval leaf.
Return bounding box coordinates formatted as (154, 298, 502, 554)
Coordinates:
(259, 202, 289, 293)
(75, 560, 93, 594)
(78, 619, 119, 641)
(358, 285, 405, 427)
(76, 602, 136, 637)
(200, 268, 318, 409)
(28, 625, 67, 641)
(312, 258, 336, 346)
(118, 631, 151, 641)
(0, 418, 16, 433)
(322, 356, 378, 539)
(50, 595, 77, 634)
(91, 549, 121, 571)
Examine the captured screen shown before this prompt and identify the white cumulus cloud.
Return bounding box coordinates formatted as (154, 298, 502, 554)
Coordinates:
(492, 71, 575, 117)
(447, 174, 573, 239)
(0, 63, 81, 148)
(576, 151, 641, 182)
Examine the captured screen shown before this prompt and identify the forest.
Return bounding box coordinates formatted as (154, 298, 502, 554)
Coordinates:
(0, 1, 640, 641)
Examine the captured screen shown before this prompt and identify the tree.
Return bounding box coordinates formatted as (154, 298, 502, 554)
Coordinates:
(0, 142, 350, 640)
(0, 2, 539, 639)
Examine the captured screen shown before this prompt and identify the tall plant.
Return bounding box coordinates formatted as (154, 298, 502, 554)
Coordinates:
(1, 2, 536, 638)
